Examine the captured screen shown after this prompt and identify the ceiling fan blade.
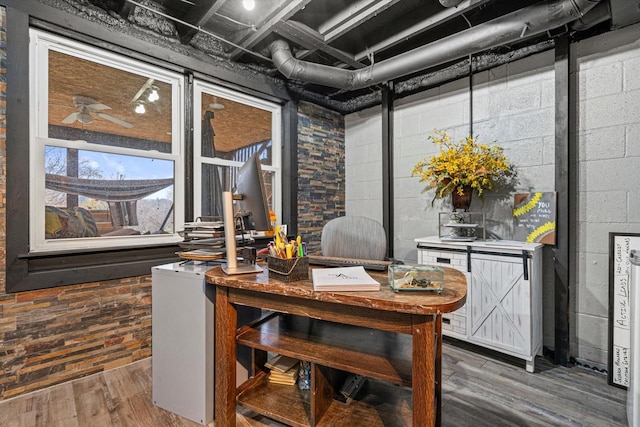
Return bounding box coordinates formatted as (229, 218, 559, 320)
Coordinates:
(87, 103, 111, 111)
(62, 112, 79, 124)
(95, 112, 134, 128)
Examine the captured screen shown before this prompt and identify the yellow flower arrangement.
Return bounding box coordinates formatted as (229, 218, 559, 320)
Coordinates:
(412, 129, 516, 201)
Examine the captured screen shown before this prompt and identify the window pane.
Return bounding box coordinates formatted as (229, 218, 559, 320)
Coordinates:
(200, 93, 272, 164)
(44, 146, 174, 238)
(200, 163, 273, 230)
(48, 50, 173, 153)
(200, 163, 226, 220)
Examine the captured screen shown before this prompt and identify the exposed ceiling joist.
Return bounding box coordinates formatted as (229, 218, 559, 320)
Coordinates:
(229, 0, 313, 60)
(274, 20, 366, 69)
(176, 0, 228, 44)
(318, 0, 401, 42)
(67, 0, 622, 113)
(269, 0, 604, 91)
(353, 0, 490, 62)
(119, 0, 134, 20)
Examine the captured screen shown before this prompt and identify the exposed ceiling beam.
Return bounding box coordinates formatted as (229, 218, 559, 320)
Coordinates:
(119, 0, 134, 20)
(296, 0, 487, 65)
(274, 20, 366, 69)
(354, 0, 490, 62)
(269, 0, 597, 91)
(229, 0, 312, 60)
(318, 0, 401, 43)
(176, 0, 228, 45)
(295, 0, 398, 63)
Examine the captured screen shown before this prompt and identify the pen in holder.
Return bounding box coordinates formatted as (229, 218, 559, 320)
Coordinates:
(267, 255, 309, 282)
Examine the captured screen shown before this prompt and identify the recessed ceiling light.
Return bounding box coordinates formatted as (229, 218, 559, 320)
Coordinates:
(243, 0, 255, 11)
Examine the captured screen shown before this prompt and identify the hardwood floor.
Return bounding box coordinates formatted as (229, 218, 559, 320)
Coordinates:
(0, 340, 627, 427)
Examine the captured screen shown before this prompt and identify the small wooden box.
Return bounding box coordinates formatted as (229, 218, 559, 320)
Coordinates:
(267, 256, 309, 282)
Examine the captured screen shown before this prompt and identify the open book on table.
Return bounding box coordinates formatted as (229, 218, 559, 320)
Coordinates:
(311, 266, 380, 291)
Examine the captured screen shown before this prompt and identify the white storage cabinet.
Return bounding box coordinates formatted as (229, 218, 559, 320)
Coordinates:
(416, 237, 543, 372)
(152, 262, 257, 424)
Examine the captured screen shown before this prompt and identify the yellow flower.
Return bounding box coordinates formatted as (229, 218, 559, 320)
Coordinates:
(412, 129, 516, 201)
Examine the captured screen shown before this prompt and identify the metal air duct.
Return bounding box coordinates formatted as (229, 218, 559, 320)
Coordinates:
(570, 0, 611, 31)
(440, 0, 466, 7)
(269, 0, 601, 90)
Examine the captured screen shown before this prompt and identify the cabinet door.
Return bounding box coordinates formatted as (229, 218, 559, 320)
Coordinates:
(468, 253, 532, 356)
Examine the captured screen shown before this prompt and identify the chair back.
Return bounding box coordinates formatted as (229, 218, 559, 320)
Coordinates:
(320, 216, 387, 260)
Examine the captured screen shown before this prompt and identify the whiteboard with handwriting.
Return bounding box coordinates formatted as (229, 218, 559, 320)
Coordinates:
(609, 233, 640, 388)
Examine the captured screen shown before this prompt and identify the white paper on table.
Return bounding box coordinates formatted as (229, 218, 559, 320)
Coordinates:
(311, 266, 380, 291)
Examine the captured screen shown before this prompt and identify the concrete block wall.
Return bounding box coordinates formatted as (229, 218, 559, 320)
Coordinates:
(345, 23, 640, 368)
(344, 106, 383, 224)
(392, 81, 470, 261)
(348, 54, 558, 354)
(572, 23, 640, 369)
(470, 52, 557, 350)
(377, 49, 556, 262)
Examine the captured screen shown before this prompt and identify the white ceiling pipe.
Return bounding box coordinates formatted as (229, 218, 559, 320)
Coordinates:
(269, 0, 601, 90)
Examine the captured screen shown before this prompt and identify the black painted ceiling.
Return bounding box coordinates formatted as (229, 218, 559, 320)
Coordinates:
(88, 0, 628, 110)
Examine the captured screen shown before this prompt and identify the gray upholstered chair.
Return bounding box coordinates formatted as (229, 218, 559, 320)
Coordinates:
(320, 216, 387, 260)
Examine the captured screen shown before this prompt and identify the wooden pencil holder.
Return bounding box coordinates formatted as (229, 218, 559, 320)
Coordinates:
(267, 256, 309, 282)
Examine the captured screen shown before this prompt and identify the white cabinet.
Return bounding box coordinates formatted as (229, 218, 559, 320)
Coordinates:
(416, 237, 543, 372)
(152, 262, 258, 424)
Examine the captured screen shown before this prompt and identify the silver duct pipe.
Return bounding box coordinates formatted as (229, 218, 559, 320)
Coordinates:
(440, 0, 466, 7)
(269, 0, 601, 90)
(569, 0, 611, 31)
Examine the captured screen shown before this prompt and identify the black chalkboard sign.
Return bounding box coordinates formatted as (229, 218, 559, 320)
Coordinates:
(513, 192, 557, 245)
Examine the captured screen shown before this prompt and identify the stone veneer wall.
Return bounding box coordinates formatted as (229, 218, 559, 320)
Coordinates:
(0, 6, 153, 400)
(297, 101, 346, 254)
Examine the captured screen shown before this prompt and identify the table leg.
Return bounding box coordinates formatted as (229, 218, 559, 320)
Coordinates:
(412, 314, 438, 426)
(435, 314, 442, 426)
(215, 286, 238, 427)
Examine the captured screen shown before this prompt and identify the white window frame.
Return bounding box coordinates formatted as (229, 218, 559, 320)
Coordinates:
(29, 29, 185, 253)
(193, 80, 282, 226)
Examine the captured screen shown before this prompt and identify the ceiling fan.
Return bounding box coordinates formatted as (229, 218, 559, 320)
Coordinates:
(61, 95, 133, 128)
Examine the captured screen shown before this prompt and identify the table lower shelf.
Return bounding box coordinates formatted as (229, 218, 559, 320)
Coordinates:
(237, 313, 413, 387)
(237, 371, 413, 427)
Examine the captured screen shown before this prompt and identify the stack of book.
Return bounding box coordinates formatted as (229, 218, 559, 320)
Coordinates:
(178, 219, 254, 251)
(265, 355, 299, 386)
(181, 221, 225, 240)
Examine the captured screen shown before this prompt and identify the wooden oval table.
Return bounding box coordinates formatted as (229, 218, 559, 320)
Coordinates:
(206, 264, 466, 427)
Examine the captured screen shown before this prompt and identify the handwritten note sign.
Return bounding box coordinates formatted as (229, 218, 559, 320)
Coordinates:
(609, 233, 640, 388)
(513, 192, 556, 245)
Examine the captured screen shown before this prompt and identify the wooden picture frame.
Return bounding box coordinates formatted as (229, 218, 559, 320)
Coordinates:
(608, 232, 640, 388)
